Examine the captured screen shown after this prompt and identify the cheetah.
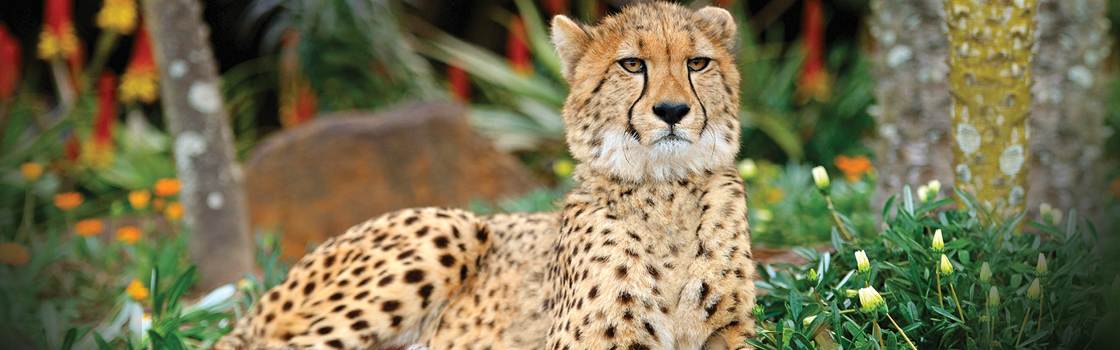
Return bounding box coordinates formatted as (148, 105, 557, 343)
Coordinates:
(213, 2, 756, 349)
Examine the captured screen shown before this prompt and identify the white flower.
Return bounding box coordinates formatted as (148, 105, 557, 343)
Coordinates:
(1036, 253, 1048, 275)
(855, 250, 870, 272)
(939, 254, 954, 275)
(917, 185, 930, 202)
(987, 286, 1000, 307)
(928, 179, 941, 194)
(812, 166, 830, 190)
(931, 229, 944, 251)
(858, 286, 885, 312)
(1027, 278, 1041, 300)
(979, 262, 992, 282)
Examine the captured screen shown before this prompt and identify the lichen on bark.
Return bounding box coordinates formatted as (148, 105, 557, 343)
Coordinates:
(946, 0, 1037, 217)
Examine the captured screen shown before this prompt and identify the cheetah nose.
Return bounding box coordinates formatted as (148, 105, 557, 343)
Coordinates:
(652, 103, 690, 125)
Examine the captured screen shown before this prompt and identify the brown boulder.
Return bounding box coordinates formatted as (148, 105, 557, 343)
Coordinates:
(245, 102, 541, 257)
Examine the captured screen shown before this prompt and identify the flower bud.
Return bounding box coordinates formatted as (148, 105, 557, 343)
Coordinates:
(917, 185, 930, 202)
(812, 166, 830, 191)
(854, 250, 870, 273)
(738, 159, 758, 179)
(1027, 278, 1041, 300)
(939, 254, 954, 275)
(803, 315, 817, 326)
(987, 286, 1000, 307)
(858, 286, 885, 313)
(979, 262, 992, 282)
(807, 268, 819, 282)
(931, 229, 945, 252)
(928, 180, 941, 194)
(845, 289, 859, 298)
(1036, 253, 1048, 275)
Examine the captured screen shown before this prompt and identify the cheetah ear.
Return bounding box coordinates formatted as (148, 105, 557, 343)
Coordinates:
(696, 6, 738, 52)
(551, 15, 589, 82)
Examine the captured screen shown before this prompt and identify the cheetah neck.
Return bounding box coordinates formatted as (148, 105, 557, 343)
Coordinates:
(571, 164, 723, 227)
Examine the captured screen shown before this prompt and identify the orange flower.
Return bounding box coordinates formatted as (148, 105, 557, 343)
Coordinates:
(764, 188, 786, 204)
(129, 189, 151, 210)
(126, 279, 149, 301)
(153, 178, 180, 197)
(0, 243, 30, 266)
(834, 155, 873, 183)
(152, 198, 166, 212)
(115, 226, 141, 245)
(21, 162, 43, 181)
(164, 202, 183, 221)
(54, 192, 83, 211)
(75, 219, 104, 237)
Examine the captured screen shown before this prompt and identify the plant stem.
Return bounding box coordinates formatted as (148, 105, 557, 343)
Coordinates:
(886, 313, 918, 350)
(17, 187, 35, 244)
(873, 320, 883, 347)
(936, 272, 944, 309)
(825, 196, 855, 241)
(1037, 291, 1043, 333)
(950, 283, 965, 321)
(1015, 307, 1031, 348)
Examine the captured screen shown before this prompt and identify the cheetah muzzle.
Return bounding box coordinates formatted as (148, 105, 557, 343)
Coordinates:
(213, 2, 756, 349)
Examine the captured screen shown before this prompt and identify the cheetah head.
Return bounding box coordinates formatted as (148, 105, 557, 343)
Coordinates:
(551, 2, 741, 183)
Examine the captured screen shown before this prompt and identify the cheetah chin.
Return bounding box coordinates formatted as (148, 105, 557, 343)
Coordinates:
(213, 2, 756, 350)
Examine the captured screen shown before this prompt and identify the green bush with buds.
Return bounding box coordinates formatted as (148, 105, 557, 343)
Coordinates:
(749, 186, 1118, 350)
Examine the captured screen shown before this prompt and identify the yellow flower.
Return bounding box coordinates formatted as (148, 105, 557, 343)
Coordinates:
(126, 279, 149, 301)
(116, 226, 141, 245)
(987, 286, 1000, 307)
(1027, 278, 1041, 300)
(737, 159, 758, 179)
(854, 250, 870, 273)
(858, 286, 885, 312)
(75, 219, 104, 237)
(96, 0, 137, 34)
(237, 278, 252, 290)
(939, 254, 954, 275)
(119, 69, 159, 104)
(1036, 253, 1048, 275)
(164, 202, 184, 221)
(931, 229, 944, 252)
(979, 262, 992, 282)
(763, 188, 786, 204)
(154, 178, 181, 197)
(129, 189, 151, 210)
(54, 192, 83, 211)
(552, 159, 574, 178)
(811, 166, 830, 190)
(37, 25, 80, 61)
(21, 163, 44, 181)
(0, 243, 31, 266)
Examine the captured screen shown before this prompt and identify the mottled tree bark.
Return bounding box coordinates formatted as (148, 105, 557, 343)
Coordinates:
(868, 0, 954, 212)
(946, 0, 1036, 218)
(141, 0, 253, 291)
(1028, 0, 1110, 228)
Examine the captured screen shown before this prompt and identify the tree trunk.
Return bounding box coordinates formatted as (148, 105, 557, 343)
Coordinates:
(868, 0, 954, 212)
(141, 0, 253, 291)
(946, 0, 1037, 219)
(1027, 0, 1110, 228)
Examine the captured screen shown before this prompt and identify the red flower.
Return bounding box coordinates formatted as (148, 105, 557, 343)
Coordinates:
(37, 0, 80, 61)
(447, 65, 470, 102)
(543, 0, 569, 16)
(278, 29, 317, 127)
(0, 23, 20, 101)
(95, 72, 117, 147)
(796, 0, 830, 103)
(507, 16, 532, 76)
(120, 22, 158, 104)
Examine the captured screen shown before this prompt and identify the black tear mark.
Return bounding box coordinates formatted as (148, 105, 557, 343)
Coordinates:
(626, 67, 649, 141)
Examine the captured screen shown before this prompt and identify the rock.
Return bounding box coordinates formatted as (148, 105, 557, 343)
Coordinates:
(245, 102, 541, 257)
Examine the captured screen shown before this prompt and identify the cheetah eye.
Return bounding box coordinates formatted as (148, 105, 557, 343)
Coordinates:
(619, 58, 645, 73)
(688, 58, 711, 71)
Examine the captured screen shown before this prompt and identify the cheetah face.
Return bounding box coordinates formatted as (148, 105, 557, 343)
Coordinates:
(551, 3, 741, 183)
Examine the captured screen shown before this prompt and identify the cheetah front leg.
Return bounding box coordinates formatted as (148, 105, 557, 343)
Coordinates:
(212, 207, 493, 350)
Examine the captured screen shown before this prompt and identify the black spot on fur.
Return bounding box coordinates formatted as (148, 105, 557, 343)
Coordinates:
(382, 300, 401, 312)
(405, 269, 426, 283)
(440, 254, 456, 267)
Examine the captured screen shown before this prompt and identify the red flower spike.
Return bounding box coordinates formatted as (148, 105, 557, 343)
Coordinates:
(43, 0, 73, 34)
(447, 65, 470, 102)
(0, 23, 21, 101)
(507, 16, 533, 76)
(128, 23, 155, 72)
(95, 72, 117, 147)
(543, 0, 569, 16)
(796, 0, 830, 103)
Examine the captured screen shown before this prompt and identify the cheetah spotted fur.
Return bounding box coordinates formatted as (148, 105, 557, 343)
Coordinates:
(213, 2, 756, 349)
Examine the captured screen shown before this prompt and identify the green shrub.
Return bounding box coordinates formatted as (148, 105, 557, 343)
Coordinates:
(750, 186, 1118, 349)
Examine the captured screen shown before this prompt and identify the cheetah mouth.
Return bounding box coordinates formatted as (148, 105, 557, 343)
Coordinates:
(652, 127, 693, 144)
